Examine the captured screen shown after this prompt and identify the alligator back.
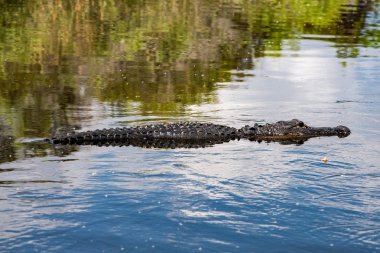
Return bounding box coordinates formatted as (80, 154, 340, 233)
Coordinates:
(51, 122, 240, 145)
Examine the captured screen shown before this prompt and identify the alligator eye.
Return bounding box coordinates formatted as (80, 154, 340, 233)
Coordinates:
(298, 121, 305, 127)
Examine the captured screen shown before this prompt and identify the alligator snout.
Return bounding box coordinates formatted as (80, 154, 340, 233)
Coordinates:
(335, 125, 351, 137)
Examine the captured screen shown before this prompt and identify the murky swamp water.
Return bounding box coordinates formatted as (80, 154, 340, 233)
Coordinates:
(0, 1, 379, 252)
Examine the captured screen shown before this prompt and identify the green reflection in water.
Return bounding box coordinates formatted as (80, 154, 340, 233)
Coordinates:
(0, 0, 377, 145)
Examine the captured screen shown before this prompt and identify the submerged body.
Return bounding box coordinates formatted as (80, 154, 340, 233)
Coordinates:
(49, 119, 350, 148)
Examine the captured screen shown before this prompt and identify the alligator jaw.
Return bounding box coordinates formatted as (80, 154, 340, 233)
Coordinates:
(278, 125, 351, 139)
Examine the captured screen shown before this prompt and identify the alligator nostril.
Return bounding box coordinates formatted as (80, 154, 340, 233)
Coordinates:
(298, 121, 305, 127)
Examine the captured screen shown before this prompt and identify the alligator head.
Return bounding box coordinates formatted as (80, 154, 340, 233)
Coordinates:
(241, 119, 351, 141)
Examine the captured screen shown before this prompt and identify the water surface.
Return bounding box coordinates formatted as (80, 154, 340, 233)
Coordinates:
(0, 1, 379, 252)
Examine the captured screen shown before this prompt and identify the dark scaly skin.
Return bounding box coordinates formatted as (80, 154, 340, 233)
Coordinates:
(240, 119, 350, 141)
(48, 119, 350, 148)
(51, 122, 239, 144)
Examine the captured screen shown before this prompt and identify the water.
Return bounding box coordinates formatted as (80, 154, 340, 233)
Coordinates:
(0, 1, 379, 252)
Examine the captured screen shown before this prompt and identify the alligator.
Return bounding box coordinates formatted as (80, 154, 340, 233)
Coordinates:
(46, 119, 350, 148)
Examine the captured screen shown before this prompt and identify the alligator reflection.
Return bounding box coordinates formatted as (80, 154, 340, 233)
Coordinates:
(53, 136, 323, 149)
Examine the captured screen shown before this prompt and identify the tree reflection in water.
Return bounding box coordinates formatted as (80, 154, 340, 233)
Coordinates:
(0, 0, 377, 157)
